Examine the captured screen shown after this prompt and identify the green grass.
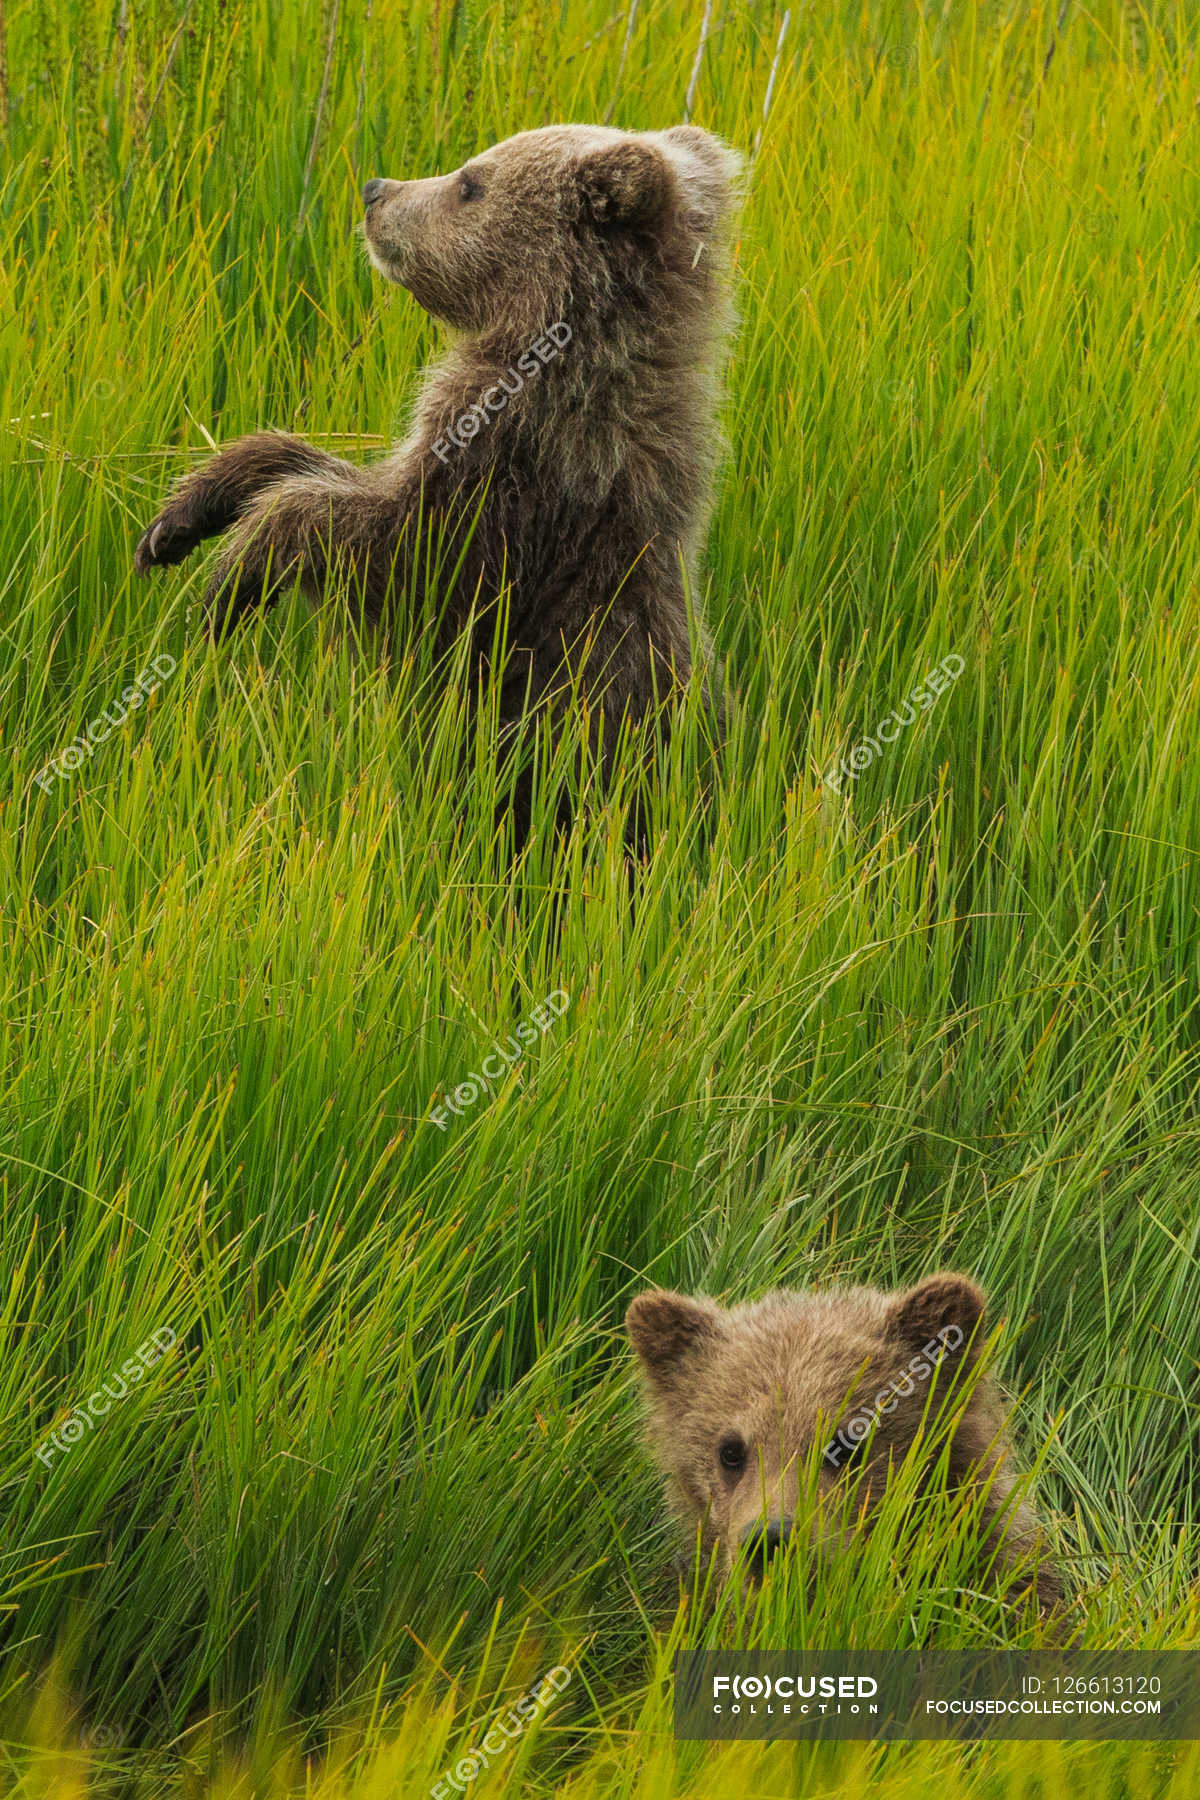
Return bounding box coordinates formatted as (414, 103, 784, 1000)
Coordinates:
(3, 0, 1200, 1792)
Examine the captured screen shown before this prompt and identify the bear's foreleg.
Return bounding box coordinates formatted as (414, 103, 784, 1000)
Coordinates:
(133, 432, 350, 574)
(201, 473, 399, 637)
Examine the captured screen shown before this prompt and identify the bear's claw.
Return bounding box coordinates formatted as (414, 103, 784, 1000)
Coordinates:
(133, 511, 200, 575)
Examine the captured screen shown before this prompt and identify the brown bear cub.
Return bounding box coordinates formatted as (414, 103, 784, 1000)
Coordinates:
(627, 1273, 1063, 1612)
(134, 125, 742, 827)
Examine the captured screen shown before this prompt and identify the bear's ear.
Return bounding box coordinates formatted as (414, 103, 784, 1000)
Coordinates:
(658, 125, 745, 229)
(576, 141, 671, 229)
(626, 1289, 721, 1386)
(887, 1273, 986, 1364)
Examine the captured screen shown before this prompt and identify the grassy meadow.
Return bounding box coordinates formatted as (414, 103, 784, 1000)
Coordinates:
(3, 0, 1200, 1791)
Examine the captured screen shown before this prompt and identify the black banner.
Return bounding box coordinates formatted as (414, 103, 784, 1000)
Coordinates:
(673, 1651, 1200, 1741)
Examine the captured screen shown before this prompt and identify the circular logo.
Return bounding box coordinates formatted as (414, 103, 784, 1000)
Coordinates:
(83, 1724, 123, 1749)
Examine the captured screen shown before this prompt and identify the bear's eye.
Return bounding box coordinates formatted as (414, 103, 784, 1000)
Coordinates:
(458, 172, 482, 202)
(718, 1435, 747, 1474)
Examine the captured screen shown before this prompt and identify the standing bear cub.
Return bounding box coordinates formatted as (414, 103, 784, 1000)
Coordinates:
(134, 125, 742, 827)
(627, 1272, 1064, 1612)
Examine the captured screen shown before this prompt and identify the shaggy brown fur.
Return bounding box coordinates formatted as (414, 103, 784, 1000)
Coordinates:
(133, 124, 742, 829)
(626, 1273, 1064, 1612)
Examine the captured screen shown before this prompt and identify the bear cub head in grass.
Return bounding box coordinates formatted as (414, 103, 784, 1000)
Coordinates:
(362, 123, 743, 335)
(627, 1272, 1063, 1610)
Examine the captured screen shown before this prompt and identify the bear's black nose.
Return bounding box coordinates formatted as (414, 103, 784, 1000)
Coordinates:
(740, 1518, 793, 1576)
(362, 178, 388, 210)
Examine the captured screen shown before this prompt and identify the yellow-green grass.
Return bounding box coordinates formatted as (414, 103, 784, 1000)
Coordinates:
(2, 0, 1199, 1793)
